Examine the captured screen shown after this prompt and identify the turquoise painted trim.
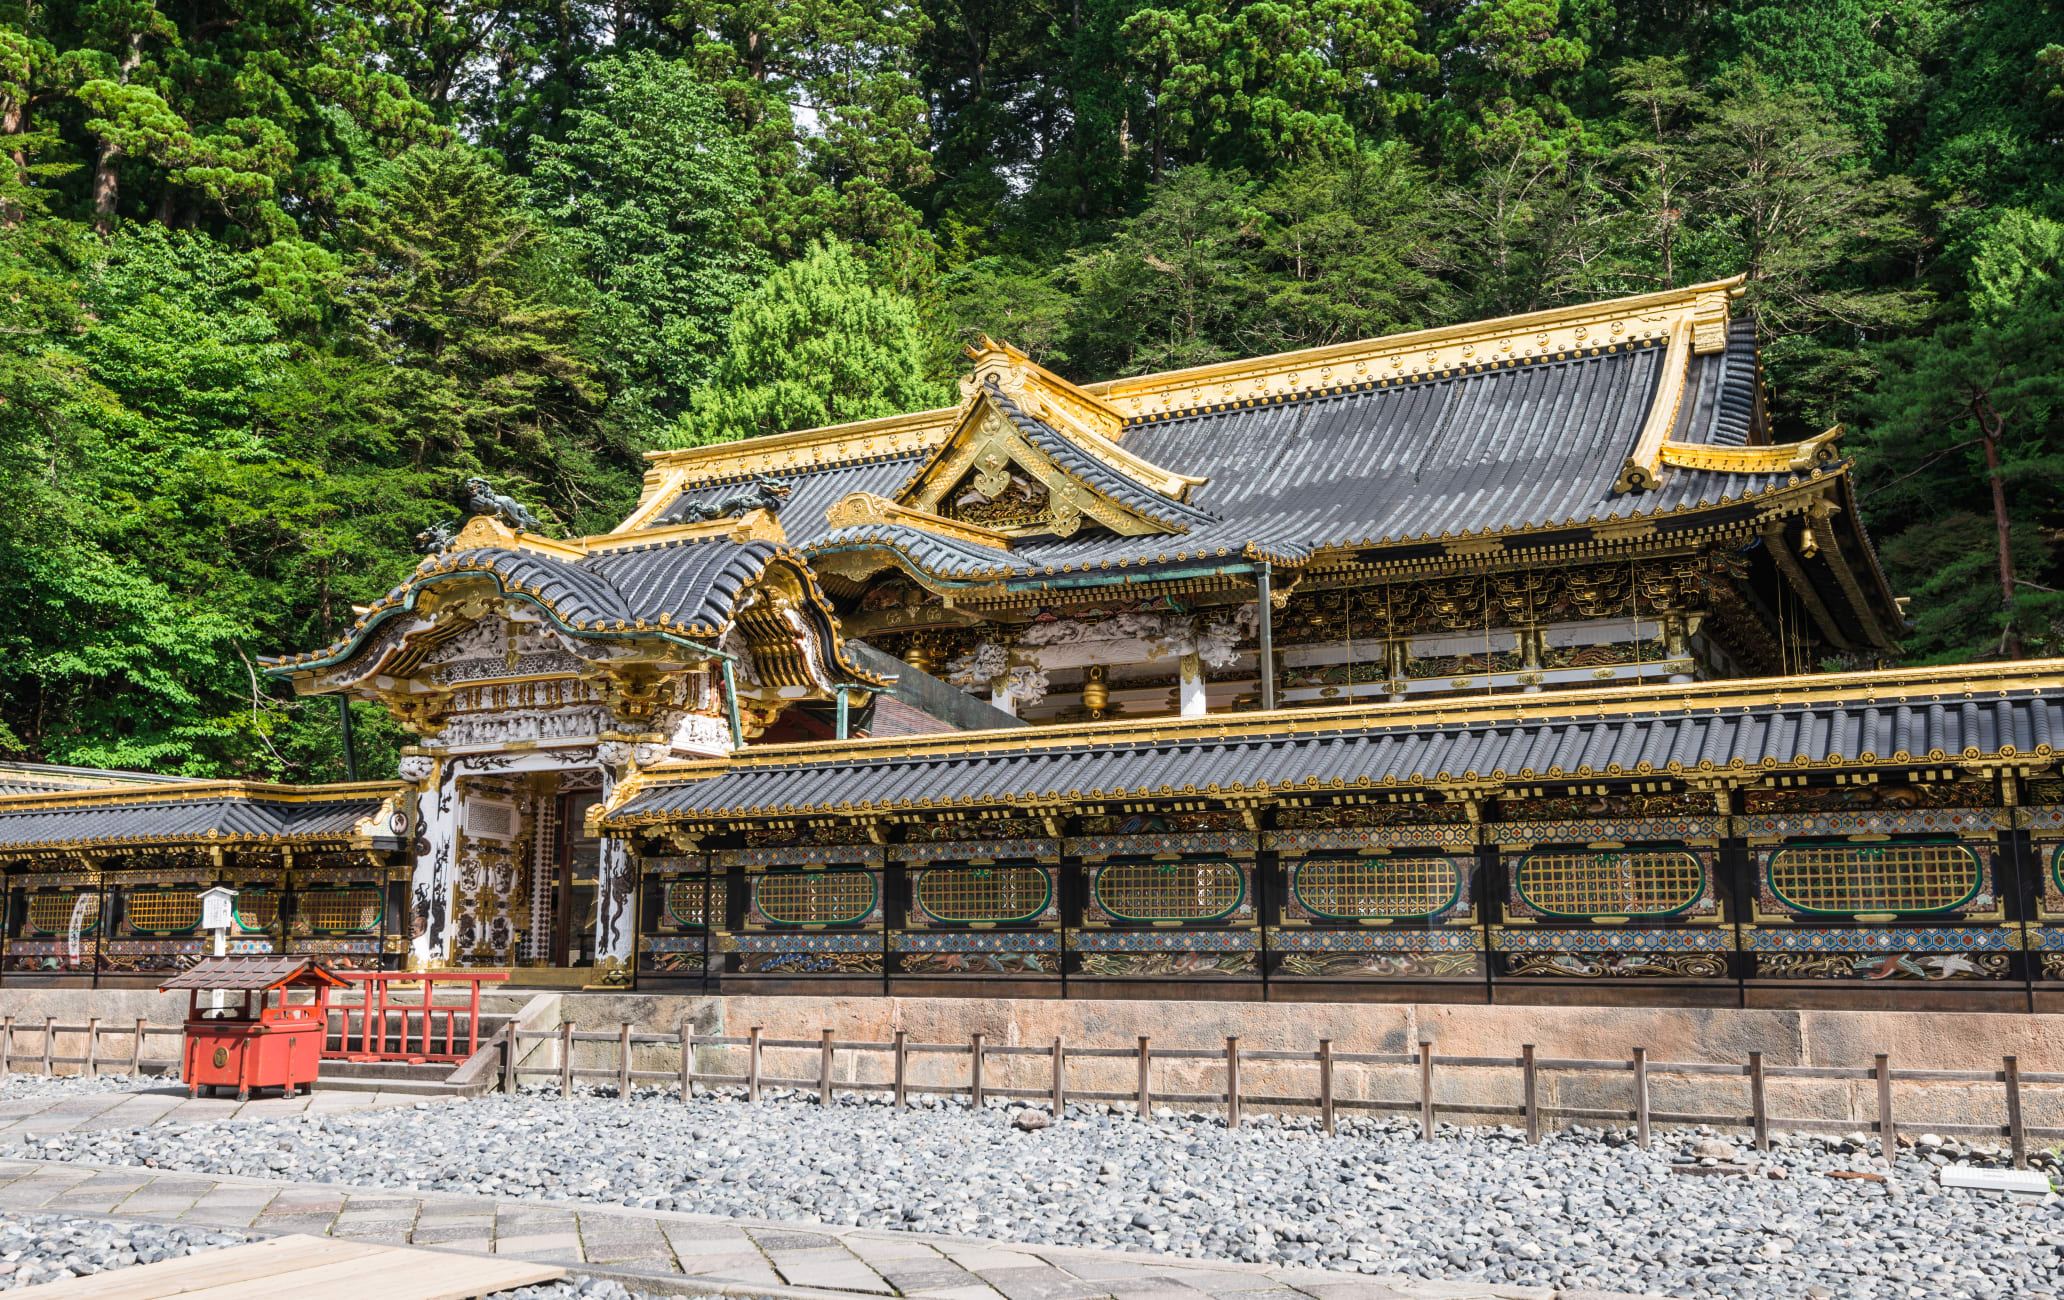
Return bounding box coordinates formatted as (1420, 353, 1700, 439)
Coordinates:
(1092, 858, 1246, 923)
(1514, 849, 1706, 919)
(754, 868, 879, 927)
(662, 878, 717, 929)
(913, 866, 1053, 925)
(233, 886, 275, 934)
(1291, 854, 1462, 921)
(122, 887, 201, 937)
(1768, 839, 1981, 916)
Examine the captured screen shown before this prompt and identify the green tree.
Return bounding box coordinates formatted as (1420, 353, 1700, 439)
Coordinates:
(1858, 209, 2064, 659)
(530, 51, 767, 436)
(673, 239, 947, 446)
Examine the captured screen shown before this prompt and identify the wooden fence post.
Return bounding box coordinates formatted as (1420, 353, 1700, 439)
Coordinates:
(132, 1019, 146, 1076)
(2006, 1055, 2027, 1169)
(1418, 1041, 1435, 1140)
(1876, 1054, 1896, 1162)
(970, 1033, 985, 1110)
(559, 1021, 573, 1099)
(679, 1024, 692, 1103)
(619, 1023, 633, 1101)
(747, 1026, 762, 1103)
(820, 1029, 835, 1106)
(1051, 1036, 1065, 1116)
(1633, 1046, 1650, 1148)
(1226, 1037, 1241, 1130)
(1137, 1036, 1152, 1118)
(1749, 1052, 1768, 1152)
(84, 1018, 98, 1077)
(1318, 1039, 1334, 1136)
(892, 1030, 907, 1108)
(42, 1018, 54, 1076)
(503, 1025, 518, 1095)
(1, 1016, 12, 1076)
(1522, 1045, 1539, 1145)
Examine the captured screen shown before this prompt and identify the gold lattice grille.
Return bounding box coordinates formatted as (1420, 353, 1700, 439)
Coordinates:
(754, 871, 875, 925)
(1767, 842, 1980, 914)
(1514, 851, 1704, 917)
(234, 890, 278, 932)
(301, 888, 384, 934)
(1293, 857, 1460, 919)
(1093, 861, 1245, 923)
(124, 890, 200, 934)
(27, 893, 98, 936)
(915, 868, 1051, 923)
(664, 879, 727, 927)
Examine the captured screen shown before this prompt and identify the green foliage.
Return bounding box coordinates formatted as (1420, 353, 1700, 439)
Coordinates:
(673, 240, 947, 447)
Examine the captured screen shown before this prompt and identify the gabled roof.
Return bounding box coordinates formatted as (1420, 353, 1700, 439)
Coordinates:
(161, 956, 351, 991)
(602, 660, 2064, 825)
(0, 763, 199, 798)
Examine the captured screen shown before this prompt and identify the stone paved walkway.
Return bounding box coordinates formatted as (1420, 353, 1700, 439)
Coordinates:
(0, 1084, 424, 1137)
(0, 1157, 1669, 1300)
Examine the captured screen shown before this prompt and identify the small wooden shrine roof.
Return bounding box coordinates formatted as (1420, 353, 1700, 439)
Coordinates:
(159, 955, 351, 991)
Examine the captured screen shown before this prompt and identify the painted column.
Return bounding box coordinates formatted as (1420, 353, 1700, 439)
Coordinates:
(1179, 652, 1208, 717)
(398, 751, 458, 968)
(590, 740, 638, 985)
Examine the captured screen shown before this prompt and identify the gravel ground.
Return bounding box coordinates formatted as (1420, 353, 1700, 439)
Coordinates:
(0, 1070, 170, 1099)
(15, 1084, 2064, 1299)
(0, 1209, 739, 1299)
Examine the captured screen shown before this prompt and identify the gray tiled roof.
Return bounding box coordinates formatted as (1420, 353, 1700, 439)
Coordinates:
(0, 763, 196, 798)
(651, 339, 1801, 586)
(0, 792, 402, 852)
(606, 686, 2059, 821)
(400, 536, 788, 637)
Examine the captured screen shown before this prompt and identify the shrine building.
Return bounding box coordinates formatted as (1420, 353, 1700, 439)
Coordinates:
(5, 274, 2064, 1011)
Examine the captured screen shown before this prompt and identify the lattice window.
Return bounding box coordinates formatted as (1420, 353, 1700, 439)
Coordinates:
(1293, 856, 1461, 920)
(1767, 841, 1981, 915)
(914, 867, 1051, 924)
(1093, 860, 1245, 923)
(27, 893, 98, 936)
(124, 889, 200, 935)
(664, 878, 727, 928)
(754, 870, 875, 926)
(234, 889, 278, 933)
(1514, 850, 1704, 917)
(300, 887, 384, 935)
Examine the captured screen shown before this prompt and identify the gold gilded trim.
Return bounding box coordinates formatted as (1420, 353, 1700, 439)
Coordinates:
(824, 492, 1013, 550)
(1613, 312, 1693, 494)
(1660, 426, 1844, 476)
(639, 408, 957, 487)
(1091, 276, 1746, 420)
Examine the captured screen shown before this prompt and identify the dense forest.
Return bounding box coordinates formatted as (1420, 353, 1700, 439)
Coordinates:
(1, 0, 2061, 781)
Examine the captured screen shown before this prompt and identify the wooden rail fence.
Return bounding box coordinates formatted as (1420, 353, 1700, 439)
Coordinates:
(0, 1016, 184, 1077)
(513, 1023, 2064, 1170)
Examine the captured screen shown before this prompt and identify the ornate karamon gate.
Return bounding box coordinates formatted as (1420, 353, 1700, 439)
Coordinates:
(6, 278, 2064, 1009)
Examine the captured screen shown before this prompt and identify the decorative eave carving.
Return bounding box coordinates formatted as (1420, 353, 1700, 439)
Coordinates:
(1659, 425, 1845, 476)
(449, 511, 784, 558)
(824, 492, 1014, 550)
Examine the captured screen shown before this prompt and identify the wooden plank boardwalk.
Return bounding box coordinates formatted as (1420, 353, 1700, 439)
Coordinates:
(8, 1232, 564, 1298)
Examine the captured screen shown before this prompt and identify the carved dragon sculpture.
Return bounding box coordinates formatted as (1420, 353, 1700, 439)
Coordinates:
(677, 474, 792, 521)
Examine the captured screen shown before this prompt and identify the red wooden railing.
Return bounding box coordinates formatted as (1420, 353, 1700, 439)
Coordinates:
(328, 972, 509, 1064)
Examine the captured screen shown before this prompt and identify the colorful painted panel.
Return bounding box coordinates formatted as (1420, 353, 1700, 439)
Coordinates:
(714, 845, 884, 868)
(894, 932, 1061, 976)
(1765, 841, 1982, 916)
(1743, 925, 2016, 980)
(26, 892, 98, 937)
(233, 888, 278, 934)
(297, 887, 384, 935)
(897, 839, 1059, 863)
(2021, 806, 2064, 832)
(122, 889, 200, 936)
(1272, 927, 1483, 979)
(1491, 926, 1733, 978)
(1737, 808, 2006, 840)
(1755, 839, 1998, 922)
(1483, 816, 1727, 847)
(749, 870, 879, 927)
(98, 938, 203, 975)
(1508, 849, 1710, 919)
(912, 867, 1054, 925)
(1088, 860, 1248, 924)
(1266, 826, 1473, 853)
(662, 878, 727, 928)
(1066, 929, 1257, 977)
(1066, 832, 1257, 858)
(1287, 855, 1465, 922)
(639, 933, 718, 976)
(725, 930, 882, 975)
